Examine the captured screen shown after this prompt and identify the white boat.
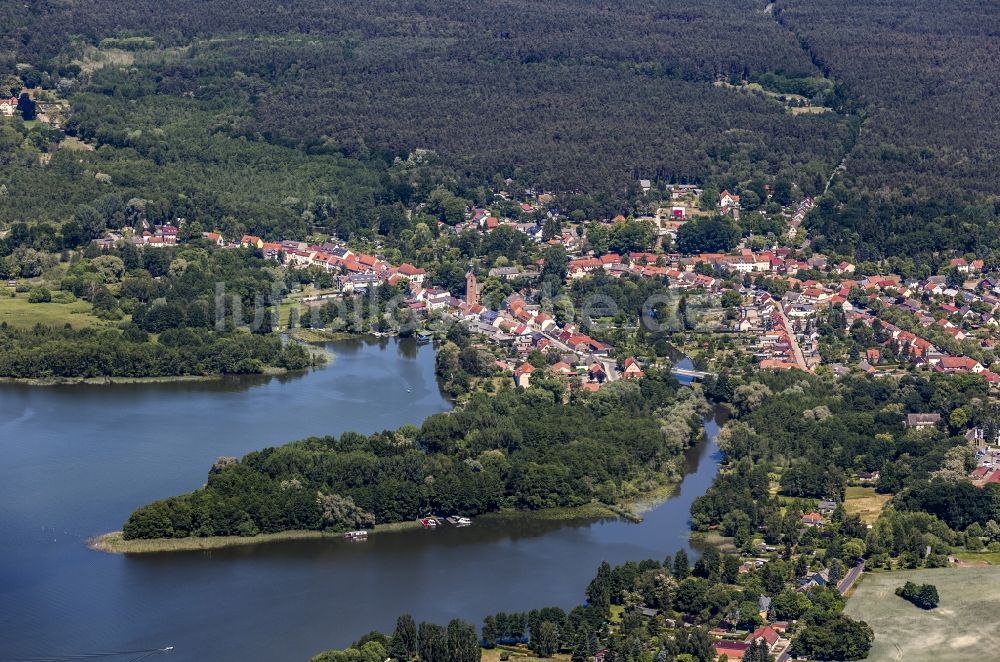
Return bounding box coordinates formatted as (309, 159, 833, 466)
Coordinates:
(344, 530, 368, 540)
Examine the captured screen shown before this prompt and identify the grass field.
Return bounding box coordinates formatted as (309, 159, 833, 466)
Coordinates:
(0, 292, 104, 329)
(950, 550, 1000, 566)
(481, 648, 569, 662)
(844, 486, 892, 523)
(845, 567, 1000, 661)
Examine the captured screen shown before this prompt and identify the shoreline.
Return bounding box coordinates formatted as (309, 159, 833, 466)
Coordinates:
(88, 520, 426, 554)
(89, 503, 624, 555)
(0, 374, 230, 386)
(0, 363, 324, 387)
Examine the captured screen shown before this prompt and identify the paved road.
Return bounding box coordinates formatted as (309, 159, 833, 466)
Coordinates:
(775, 303, 809, 371)
(838, 559, 866, 595)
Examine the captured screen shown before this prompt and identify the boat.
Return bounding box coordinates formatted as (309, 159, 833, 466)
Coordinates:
(343, 530, 368, 540)
(446, 516, 472, 526)
(419, 517, 439, 528)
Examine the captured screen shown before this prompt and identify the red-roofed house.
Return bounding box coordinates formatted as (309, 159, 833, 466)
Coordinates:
(713, 640, 750, 660)
(935, 356, 984, 374)
(745, 625, 780, 651)
(548, 361, 575, 376)
(397, 263, 426, 284)
(622, 357, 645, 380)
(801, 512, 824, 527)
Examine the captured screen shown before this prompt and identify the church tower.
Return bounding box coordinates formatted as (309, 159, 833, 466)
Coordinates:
(466, 270, 479, 306)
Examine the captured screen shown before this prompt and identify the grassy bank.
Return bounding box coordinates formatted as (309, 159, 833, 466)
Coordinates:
(91, 503, 624, 555)
(287, 328, 360, 343)
(478, 502, 620, 524)
(0, 368, 312, 386)
(90, 520, 425, 554)
(0, 374, 227, 386)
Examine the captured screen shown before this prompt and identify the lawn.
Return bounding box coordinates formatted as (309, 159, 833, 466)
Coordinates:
(844, 486, 892, 523)
(844, 567, 1000, 661)
(0, 292, 103, 329)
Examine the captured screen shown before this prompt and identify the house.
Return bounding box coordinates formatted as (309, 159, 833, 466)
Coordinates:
(719, 190, 741, 209)
(204, 231, 226, 247)
(756, 595, 772, 621)
(587, 363, 608, 383)
(713, 640, 750, 660)
(548, 361, 575, 377)
(798, 570, 830, 591)
(801, 512, 824, 527)
(240, 235, 264, 249)
(905, 413, 941, 430)
(817, 500, 838, 514)
(622, 357, 645, 380)
(513, 363, 535, 389)
(397, 263, 426, 284)
(489, 266, 526, 281)
(0, 97, 18, 116)
(858, 470, 880, 483)
(934, 356, 984, 374)
(745, 625, 781, 652)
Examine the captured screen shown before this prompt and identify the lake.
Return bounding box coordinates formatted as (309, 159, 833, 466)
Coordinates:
(0, 339, 721, 662)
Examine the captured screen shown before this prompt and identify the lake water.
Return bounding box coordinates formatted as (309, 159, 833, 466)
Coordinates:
(0, 339, 721, 662)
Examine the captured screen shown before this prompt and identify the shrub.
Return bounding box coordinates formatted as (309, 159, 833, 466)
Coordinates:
(27, 287, 52, 303)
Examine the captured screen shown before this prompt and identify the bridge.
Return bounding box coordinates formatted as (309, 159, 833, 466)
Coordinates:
(670, 367, 716, 380)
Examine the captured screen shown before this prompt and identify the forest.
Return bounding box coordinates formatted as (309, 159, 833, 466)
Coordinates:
(776, 0, 1000, 260)
(3, 0, 998, 260)
(2, 0, 856, 218)
(122, 375, 707, 539)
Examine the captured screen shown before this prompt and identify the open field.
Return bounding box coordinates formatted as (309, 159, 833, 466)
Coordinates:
(844, 486, 892, 523)
(0, 292, 104, 329)
(481, 648, 570, 662)
(950, 550, 1000, 566)
(845, 567, 1000, 661)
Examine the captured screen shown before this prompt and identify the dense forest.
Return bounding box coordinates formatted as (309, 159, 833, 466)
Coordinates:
(122, 375, 707, 539)
(2, 0, 856, 217)
(4, 0, 999, 259)
(776, 0, 1000, 260)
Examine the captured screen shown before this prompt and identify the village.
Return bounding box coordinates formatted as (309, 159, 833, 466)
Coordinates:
(86, 181, 1000, 401)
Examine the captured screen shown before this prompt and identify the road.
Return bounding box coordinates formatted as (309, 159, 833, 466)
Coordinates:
(775, 303, 809, 371)
(837, 559, 866, 595)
